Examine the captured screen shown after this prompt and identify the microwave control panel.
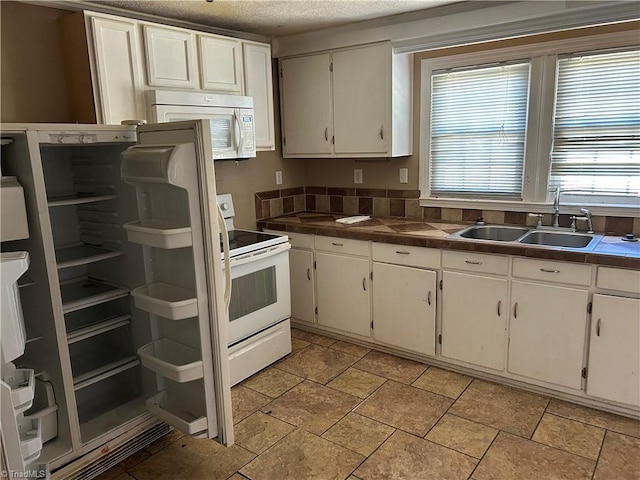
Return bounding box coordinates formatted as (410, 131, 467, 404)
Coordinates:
(239, 109, 255, 152)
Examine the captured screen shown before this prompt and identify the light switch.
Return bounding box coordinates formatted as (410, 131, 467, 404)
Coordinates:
(354, 169, 363, 184)
(399, 168, 408, 184)
(275, 170, 283, 185)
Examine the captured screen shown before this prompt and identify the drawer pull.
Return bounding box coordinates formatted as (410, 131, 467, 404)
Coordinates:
(362, 277, 367, 291)
(514, 302, 519, 318)
(497, 300, 502, 316)
(331, 242, 344, 247)
(307, 268, 311, 281)
(540, 268, 560, 273)
(427, 291, 432, 306)
(396, 251, 410, 255)
(596, 318, 601, 337)
(465, 260, 483, 265)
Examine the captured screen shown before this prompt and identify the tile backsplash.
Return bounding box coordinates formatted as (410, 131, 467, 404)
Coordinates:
(255, 187, 640, 236)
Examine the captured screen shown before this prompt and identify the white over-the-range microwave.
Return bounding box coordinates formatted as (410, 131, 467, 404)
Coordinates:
(146, 89, 256, 160)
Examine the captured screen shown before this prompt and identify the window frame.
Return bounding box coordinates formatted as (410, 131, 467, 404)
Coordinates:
(419, 30, 639, 216)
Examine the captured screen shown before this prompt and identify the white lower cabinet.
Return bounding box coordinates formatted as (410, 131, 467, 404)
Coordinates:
(315, 251, 370, 337)
(289, 248, 315, 324)
(372, 262, 436, 355)
(508, 281, 589, 389)
(441, 271, 508, 371)
(587, 294, 640, 407)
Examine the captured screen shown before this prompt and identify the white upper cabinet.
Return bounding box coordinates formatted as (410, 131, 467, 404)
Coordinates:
(243, 42, 275, 150)
(198, 35, 244, 93)
(280, 53, 333, 156)
(88, 15, 146, 124)
(142, 25, 198, 89)
(279, 42, 412, 158)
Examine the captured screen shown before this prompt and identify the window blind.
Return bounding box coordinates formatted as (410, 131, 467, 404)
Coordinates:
(429, 62, 530, 198)
(550, 49, 640, 197)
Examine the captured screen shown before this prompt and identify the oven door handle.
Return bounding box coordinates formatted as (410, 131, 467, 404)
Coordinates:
(217, 204, 232, 311)
(227, 242, 291, 268)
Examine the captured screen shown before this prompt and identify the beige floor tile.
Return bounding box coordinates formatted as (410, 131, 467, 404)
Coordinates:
(532, 413, 605, 460)
(327, 367, 386, 398)
(240, 428, 364, 480)
(242, 366, 304, 398)
(231, 385, 271, 424)
(93, 449, 151, 480)
(128, 436, 255, 480)
(355, 430, 476, 480)
(235, 411, 295, 454)
(110, 474, 136, 480)
(330, 340, 371, 358)
(354, 350, 427, 384)
(473, 432, 595, 480)
(263, 380, 360, 435)
(276, 344, 359, 384)
(412, 367, 472, 399)
(144, 429, 185, 455)
(227, 475, 249, 480)
(593, 431, 640, 480)
(354, 380, 452, 436)
(449, 380, 548, 437)
(322, 412, 395, 456)
(290, 337, 310, 352)
(291, 328, 337, 347)
(547, 399, 640, 438)
(426, 414, 498, 458)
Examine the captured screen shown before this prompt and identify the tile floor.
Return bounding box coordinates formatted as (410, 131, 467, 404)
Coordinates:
(97, 328, 640, 480)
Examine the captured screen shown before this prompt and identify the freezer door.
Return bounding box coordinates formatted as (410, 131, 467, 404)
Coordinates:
(125, 120, 233, 444)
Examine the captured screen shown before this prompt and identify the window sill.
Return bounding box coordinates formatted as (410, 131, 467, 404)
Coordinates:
(419, 197, 640, 218)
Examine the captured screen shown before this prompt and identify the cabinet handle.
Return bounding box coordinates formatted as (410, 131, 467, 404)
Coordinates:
(514, 302, 519, 318)
(427, 290, 432, 306)
(331, 242, 344, 246)
(497, 300, 502, 316)
(596, 318, 601, 337)
(325, 127, 328, 141)
(362, 277, 367, 291)
(307, 268, 311, 281)
(380, 126, 384, 140)
(540, 268, 560, 273)
(396, 250, 410, 255)
(465, 260, 483, 265)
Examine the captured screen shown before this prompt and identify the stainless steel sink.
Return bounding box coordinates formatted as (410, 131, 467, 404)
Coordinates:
(518, 231, 598, 249)
(454, 225, 531, 242)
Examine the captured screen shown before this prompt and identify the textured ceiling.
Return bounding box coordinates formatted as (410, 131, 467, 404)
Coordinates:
(86, 0, 460, 37)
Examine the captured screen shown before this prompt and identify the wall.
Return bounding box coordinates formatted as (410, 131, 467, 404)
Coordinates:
(0, 2, 71, 123)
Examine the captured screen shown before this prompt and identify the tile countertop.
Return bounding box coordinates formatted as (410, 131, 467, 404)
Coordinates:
(258, 212, 640, 269)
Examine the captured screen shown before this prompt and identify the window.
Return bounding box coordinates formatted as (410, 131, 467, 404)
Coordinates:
(430, 62, 530, 198)
(420, 31, 640, 212)
(550, 49, 640, 202)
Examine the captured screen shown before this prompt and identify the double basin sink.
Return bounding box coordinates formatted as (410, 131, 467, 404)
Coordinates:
(451, 225, 603, 250)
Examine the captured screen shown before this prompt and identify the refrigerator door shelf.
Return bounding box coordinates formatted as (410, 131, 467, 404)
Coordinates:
(124, 220, 192, 249)
(1, 251, 29, 363)
(131, 283, 197, 320)
(146, 390, 207, 435)
(18, 417, 42, 463)
(2, 367, 35, 413)
(25, 380, 58, 444)
(138, 338, 203, 383)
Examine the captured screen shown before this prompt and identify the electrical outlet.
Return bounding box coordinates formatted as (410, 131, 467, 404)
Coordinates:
(354, 168, 363, 184)
(399, 168, 408, 184)
(275, 170, 283, 185)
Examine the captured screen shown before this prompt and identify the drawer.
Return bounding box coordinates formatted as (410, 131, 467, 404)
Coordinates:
(314, 235, 369, 257)
(372, 242, 440, 269)
(442, 250, 508, 275)
(597, 267, 640, 294)
(512, 258, 592, 286)
(263, 230, 314, 249)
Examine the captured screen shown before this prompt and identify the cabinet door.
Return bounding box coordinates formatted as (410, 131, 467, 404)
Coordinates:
(89, 16, 146, 124)
(198, 35, 243, 93)
(280, 54, 333, 156)
(316, 252, 370, 337)
(332, 44, 389, 154)
(441, 271, 507, 370)
(289, 248, 315, 324)
(508, 281, 588, 389)
(143, 25, 198, 89)
(372, 263, 436, 355)
(243, 42, 275, 150)
(587, 294, 640, 407)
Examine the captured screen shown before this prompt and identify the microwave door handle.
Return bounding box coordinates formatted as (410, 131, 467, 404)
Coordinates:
(217, 204, 232, 311)
(233, 113, 241, 153)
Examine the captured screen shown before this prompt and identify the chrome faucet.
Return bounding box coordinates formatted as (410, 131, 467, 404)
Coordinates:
(570, 208, 595, 233)
(552, 186, 561, 228)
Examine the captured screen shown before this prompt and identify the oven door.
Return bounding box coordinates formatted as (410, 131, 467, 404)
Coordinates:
(226, 242, 291, 345)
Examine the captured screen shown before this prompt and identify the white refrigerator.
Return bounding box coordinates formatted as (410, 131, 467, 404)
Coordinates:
(0, 121, 234, 479)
